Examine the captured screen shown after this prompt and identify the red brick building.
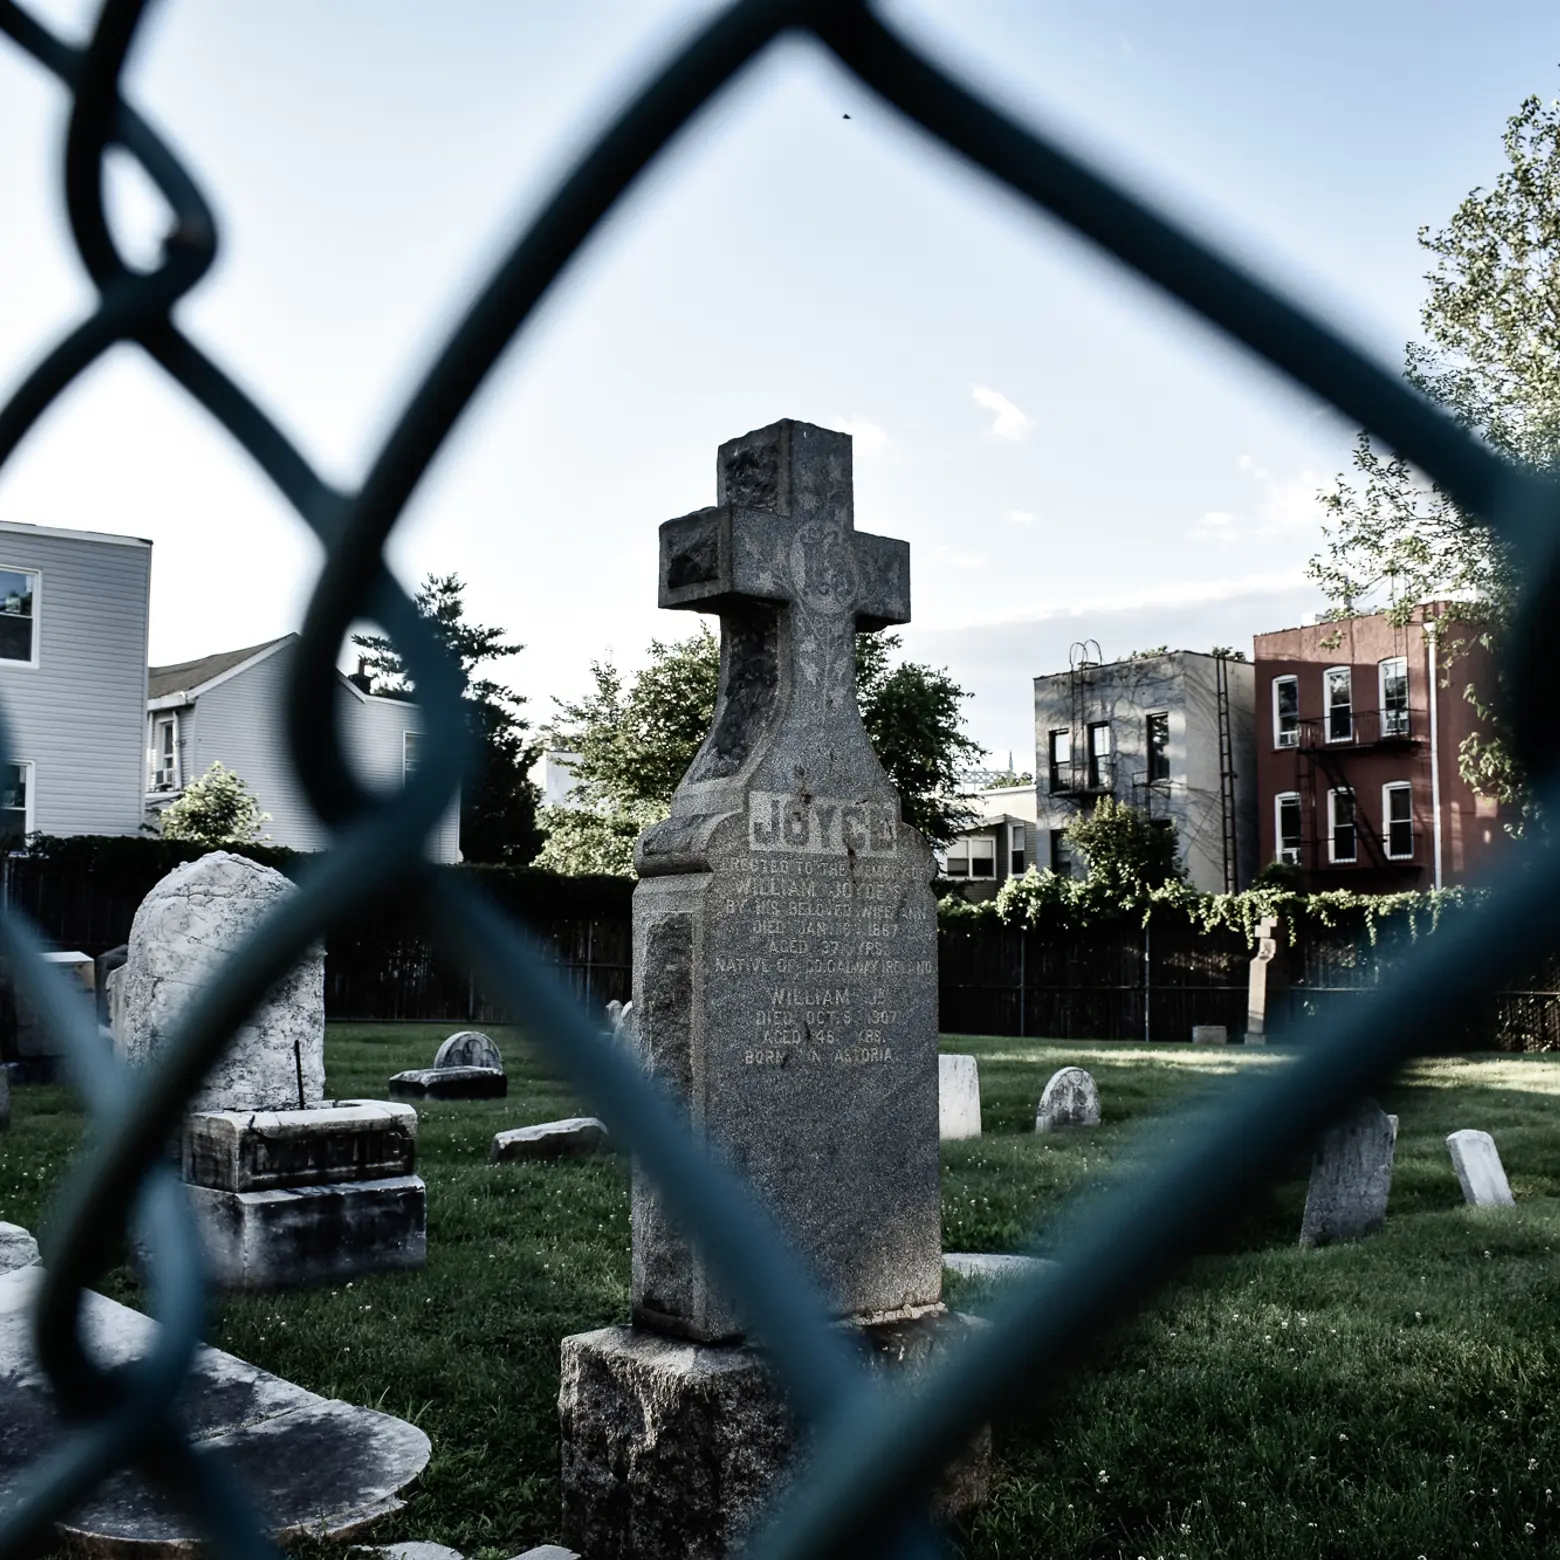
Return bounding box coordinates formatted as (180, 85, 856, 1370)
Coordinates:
(1253, 606, 1507, 891)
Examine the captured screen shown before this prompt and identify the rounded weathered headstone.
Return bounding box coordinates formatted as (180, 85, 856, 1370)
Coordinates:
(1035, 1066, 1100, 1133)
(120, 851, 325, 1114)
(433, 1030, 503, 1072)
(0, 1221, 38, 1273)
(1447, 1128, 1515, 1208)
(1299, 1099, 1396, 1247)
(938, 1054, 981, 1140)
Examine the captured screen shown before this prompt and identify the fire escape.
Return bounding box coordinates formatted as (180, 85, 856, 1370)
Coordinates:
(1296, 708, 1417, 872)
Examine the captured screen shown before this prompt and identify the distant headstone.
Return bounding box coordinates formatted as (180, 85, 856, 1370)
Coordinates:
(1191, 1024, 1228, 1045)
(95, 944, 128, 1030)
(604, 999, 624, 1031)
(1035, 1066, 1100, 1132)
(389, 1066, 507, 1101)
(1298, 1099, 1397, 1248)
(1447, 1129, 1515, 1208)
(1245, 914, 1289, 1045)
(120, 852, 325, 1113)
(939, 1054, 981, 1140)
(610, 1000, 635, 1045)
(433, 1030, 503, 1072)
(490, 1118, 608, 1163)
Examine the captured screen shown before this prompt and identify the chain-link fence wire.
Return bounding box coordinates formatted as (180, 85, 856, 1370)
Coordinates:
(0, 2, 1556, 1557)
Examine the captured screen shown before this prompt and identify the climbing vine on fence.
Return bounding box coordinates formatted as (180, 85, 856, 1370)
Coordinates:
(937, 867, 1485, 948)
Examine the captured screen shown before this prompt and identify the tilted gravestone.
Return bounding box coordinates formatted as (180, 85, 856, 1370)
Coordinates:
(1035, 1066, 1100, 1132)
(120, 852, 325, 1112)
(1299, 1099, 1397, 1248)
(939, 1053, 982, 1140)
(1447, 1129, 1515, 1208)
(560, 420, 981, 1560)
(121, 853, 425, 1289)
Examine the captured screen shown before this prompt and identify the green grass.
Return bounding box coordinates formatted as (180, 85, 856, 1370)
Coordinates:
(6, 1030, 1560, 1557)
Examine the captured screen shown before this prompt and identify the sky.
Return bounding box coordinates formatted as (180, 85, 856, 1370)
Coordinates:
(2, 1, 1558, 769)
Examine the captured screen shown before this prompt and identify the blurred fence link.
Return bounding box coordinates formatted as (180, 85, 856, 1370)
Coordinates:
(1, 2, 1556, 1558)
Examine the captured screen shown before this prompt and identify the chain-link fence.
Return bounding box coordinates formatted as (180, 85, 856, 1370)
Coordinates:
(1, 3, 1556, 1558)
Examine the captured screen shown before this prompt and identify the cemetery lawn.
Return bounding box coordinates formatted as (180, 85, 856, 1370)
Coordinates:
(3, 1032, 1560, 1558)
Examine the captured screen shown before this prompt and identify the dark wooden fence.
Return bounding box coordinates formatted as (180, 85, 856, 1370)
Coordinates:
(9, 846, 1560, 1047)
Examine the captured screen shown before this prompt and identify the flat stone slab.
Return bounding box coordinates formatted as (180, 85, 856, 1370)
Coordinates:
(389, 1067, 507, 1101)
(512, 1549, 581, 1560)
(942, 1252, 1056, 1284)
(1191, 1024, 1228, 1045)
(184, 1101, 418, 1192)
(0, 1222, 40, 1274)
(490, 1118, 608, 1163)
(1299, 1099, 1397, 1248)
(0, 1265, 430, 1554)
(354, 1545, 465, 1560)
(1448, 1128, 1515, 1207)
(188, 1176, 427, 1291)
(433, 1031, 503, 1072)
(1036, 1066, 1100, 1132)
(938, 1054, 981, 1141)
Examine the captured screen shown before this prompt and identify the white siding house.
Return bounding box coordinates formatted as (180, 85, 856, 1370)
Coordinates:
(146, 634, 459, 861)
(0, 520, 152, 841)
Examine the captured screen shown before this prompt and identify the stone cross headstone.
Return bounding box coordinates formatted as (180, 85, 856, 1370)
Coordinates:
(939, 1054, 981, 1141)
(1299, 1099, 1396, 1247)
(120, 852, 325, 1114)
(1447, 1129, 1515, 1207)
(1035, 1066, 1100, 1132)
(631, 417, 938, 1343)
(1246, 915, 1288, 1044)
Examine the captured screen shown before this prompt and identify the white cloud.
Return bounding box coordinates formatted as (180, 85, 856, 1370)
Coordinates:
(972, 384, 1033, 441)
(1007, 508, 1037, 525)
(1187, 459, 1327, 544)
(839, 418, 890, 455)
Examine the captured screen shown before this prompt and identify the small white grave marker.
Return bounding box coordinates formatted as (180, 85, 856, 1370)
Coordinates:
(938, 1055, 981, 1141)
(1035, 1067, 1100, 1132)
(1447, 1129, 1515, 1208)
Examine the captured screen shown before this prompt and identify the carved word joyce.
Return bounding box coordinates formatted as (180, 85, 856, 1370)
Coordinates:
(748, 792, 898, 856)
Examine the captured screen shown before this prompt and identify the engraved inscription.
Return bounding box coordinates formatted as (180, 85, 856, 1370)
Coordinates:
(748, 792, 897, 856)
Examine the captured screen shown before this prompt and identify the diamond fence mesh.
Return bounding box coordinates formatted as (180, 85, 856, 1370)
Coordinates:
(1, 3, 1557, 1558)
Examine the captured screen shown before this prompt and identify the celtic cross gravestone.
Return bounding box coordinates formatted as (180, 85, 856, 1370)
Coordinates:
(631, 416, 940, 1342)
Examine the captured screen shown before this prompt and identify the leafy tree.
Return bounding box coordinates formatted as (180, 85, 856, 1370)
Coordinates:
(1210, 646, 1247, 662)
(1308, 92, 1560, 816)
(538, 625, 982, 874)
(351, 574, 540, 864)
(160, 761, 270, 846)
(986, 770, 1035, 790)
(1063, 796, 1183, 896)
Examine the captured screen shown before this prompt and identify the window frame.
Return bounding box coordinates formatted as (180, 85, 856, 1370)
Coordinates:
(0, 759, 35, 845)
(1009, 820, 1027, 876)
(0, 565, 41, 670)
(1047, 728, 1071, 790)
(1324, 666, 1353, 743)
(1327, 787, 1357, 864)
(1049, 828, 1072, 876)
(1383, 780, 1414, 860)
(1272, 674, 1298, 749)
(944, 837, 970, 877)
(968, 835, 996, 879)
(1145, 710, 1170, 781)
(1379, 655, 1409, 738)
(1275, 791, 1301, 866)
(1086, 721, 1112, 790)
(402, 728, 422, 784)
(150, 712, 180, 793)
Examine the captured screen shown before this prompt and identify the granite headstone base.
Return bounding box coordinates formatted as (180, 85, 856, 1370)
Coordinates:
(559, 1310, 990, 1560)
(389, 1066, 508, 1101)
(182, 1103, 426, 1290)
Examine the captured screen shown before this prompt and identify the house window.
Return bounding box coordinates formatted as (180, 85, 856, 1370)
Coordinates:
(1325, 666, 1353, 742)
(402, 729, 422, 783)
(968, 836, 995, 878)
(1146, 711, 1170, 781)
(1384, 782, 1413, 859)
(0, 761, 32, 844)
(944, 838, 969, 877)
(1328, 788, 1357, 863)
(1048, 729, 1071, 791)
(1049, 829, 1072, 875)
(1273, 675, 1298, 748)
(1276, 792, 1301, 865)
(1009, 821, 1027, 876)
(1087, 722, 1112, 790)
(1380, 656, 1409, 737)
(151, 714, 179, 792)
(0, 568, 39, 665)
